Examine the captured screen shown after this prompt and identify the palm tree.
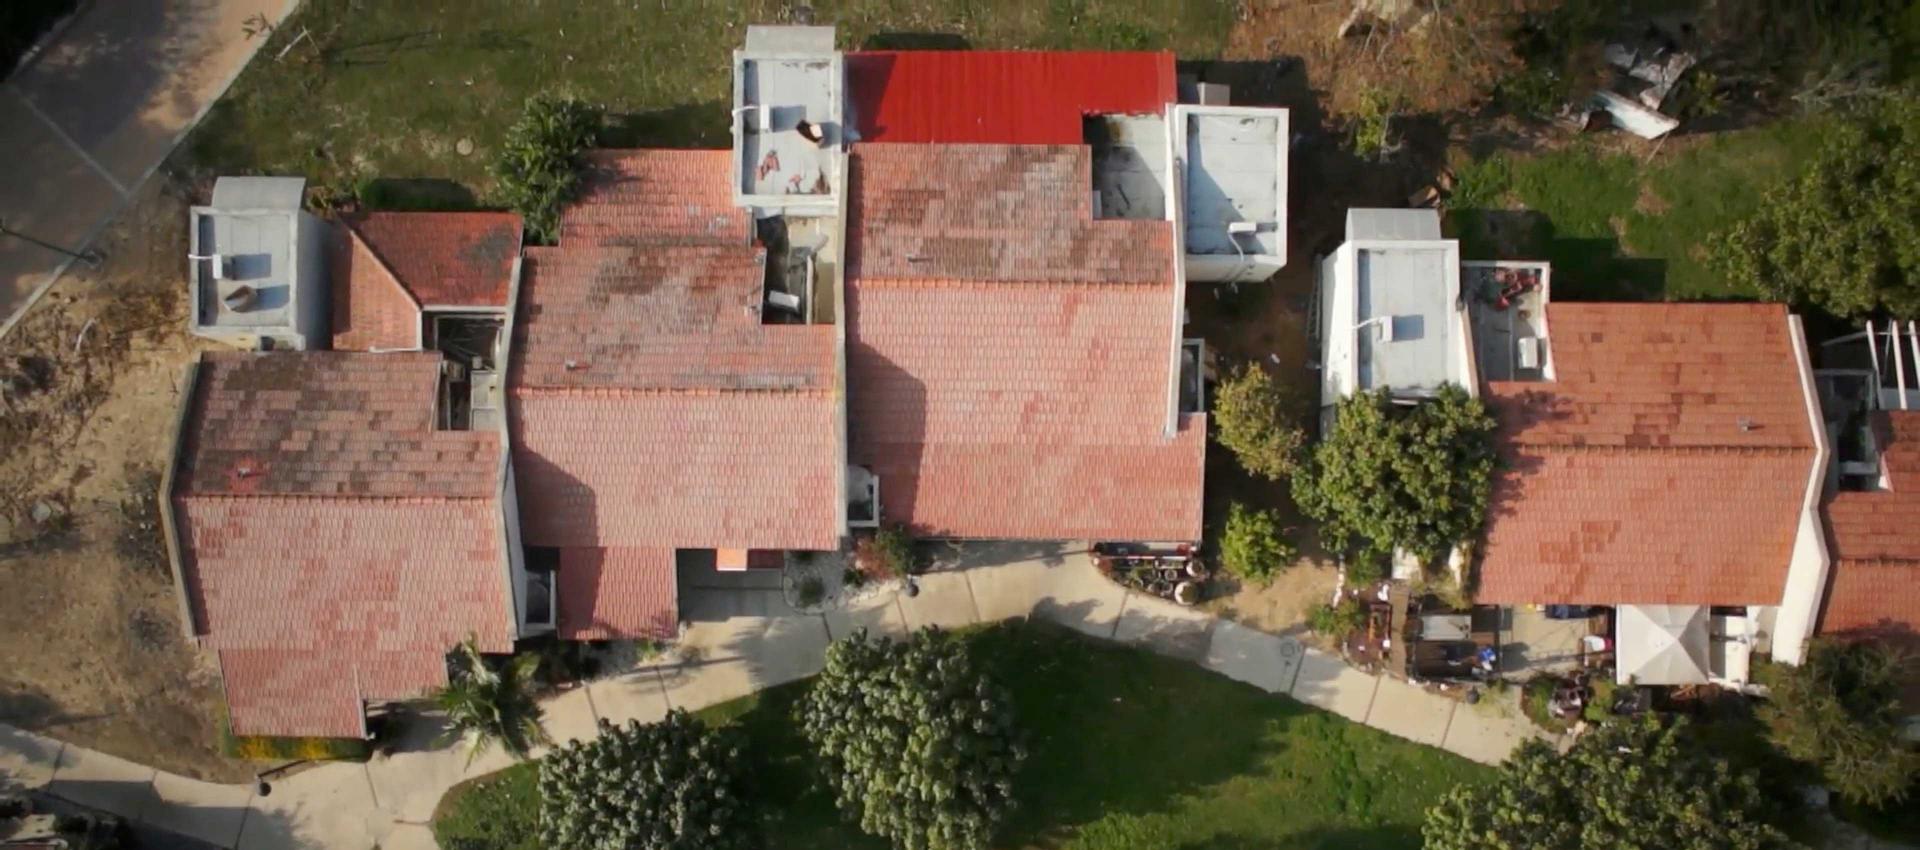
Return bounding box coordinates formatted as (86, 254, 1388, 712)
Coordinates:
(435, 637, 552, 763)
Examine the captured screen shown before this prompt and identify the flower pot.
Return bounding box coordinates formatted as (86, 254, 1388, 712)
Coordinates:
(1173, 581, 1200, 606)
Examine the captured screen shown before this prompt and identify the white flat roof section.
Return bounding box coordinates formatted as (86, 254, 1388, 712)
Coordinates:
(1354, 242, 1460, 395)
(1346, 207, 1440, 241)
(1089, 114, 1170, 221)
(1180, 107, 1285, 258)
(192, 211, 294, 329)
(733, 30, 843, 210)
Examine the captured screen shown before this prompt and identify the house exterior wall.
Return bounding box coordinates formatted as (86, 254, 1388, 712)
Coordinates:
(293, 212, 331, 350)
(1317, 248, 1352, 408)
(1772, 317, 1834, 665)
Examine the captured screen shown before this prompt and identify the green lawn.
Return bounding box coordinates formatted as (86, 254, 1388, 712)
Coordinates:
(186, 0, 1235, 207)
(1447, 117, 1835, 302)
(434, 622, 1488, 850)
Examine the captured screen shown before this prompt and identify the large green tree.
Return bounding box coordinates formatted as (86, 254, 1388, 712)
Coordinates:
(1711, 97, 1920, 317)
(538, 710, 751, 850)
(492, 94, 602, 244)
(1212, 364, 1309, 481)
(435, 637, 551, 764)
(1759, 639, 1920, 808)
(1292, 384, 1496, 564)
(1423, 714, 1791, 850)
(799, 628, 1025, 850)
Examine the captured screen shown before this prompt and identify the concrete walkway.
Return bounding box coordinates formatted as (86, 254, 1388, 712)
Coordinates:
(0, 545, 1544, 849)
(0, 0, 298, 338)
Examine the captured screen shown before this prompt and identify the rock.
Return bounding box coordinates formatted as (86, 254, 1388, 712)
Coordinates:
(30, 500, 55, 523)
(456, 138, 474, 156)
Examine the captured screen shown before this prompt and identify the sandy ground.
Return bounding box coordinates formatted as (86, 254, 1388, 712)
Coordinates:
(0, 173, 250, 782)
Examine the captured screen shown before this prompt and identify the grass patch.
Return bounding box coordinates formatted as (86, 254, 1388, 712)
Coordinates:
(1448, 116, 1838, 302)
(434, 622, 1488, 850)
(186, 0, 1233, 202)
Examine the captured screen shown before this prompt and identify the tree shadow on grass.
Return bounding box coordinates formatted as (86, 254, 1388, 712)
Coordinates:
(1453, 209, 1666, 301)
(971, 621, 1301, 847)
(602, 100, 729, 150)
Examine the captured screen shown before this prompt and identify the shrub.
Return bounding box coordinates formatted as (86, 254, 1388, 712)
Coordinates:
(854, 523, 916, 579)
(796, 575, 825, 607)
(434, 637, 550, 764)
(538, 711, 750, 850)
(1520, 677, 1568, 733)
(1292, 385, 1497, 565)
(491, 94, 602, 244)
(221, 732, 369, 762)
(1211, 364, 1308, 481)
(1349, 87, 1400, 159)
(800, 628, 1024, 850)
(1758, 639, 1920, 807)
(1709, 96, 1920, 318)
(1218, 502, 1295, 584)
(1308, 598, 1365, 639)
(1424, 714, 1791, 850)
(115, 469, 166, 574)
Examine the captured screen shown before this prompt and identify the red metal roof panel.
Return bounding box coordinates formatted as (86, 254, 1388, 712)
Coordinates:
(848, 50, 1176, 144)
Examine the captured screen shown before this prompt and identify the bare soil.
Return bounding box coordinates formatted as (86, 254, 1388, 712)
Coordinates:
(0, 174, 252, 781)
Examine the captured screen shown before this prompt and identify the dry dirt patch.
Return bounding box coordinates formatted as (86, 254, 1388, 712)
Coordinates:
(0, 175, 249, 781)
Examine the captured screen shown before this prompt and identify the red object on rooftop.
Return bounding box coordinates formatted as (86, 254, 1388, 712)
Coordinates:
(847, 50, 1177, 144)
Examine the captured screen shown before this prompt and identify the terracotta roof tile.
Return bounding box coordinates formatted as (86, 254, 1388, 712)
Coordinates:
(330, 227, 420, 352)
(511, 245, 833, 392)
(846, 144, 1202, 541)
(180, 496, 512, 737)
(218, 648, 452, 738)
(556, 547, 677, 640)
(1477, 303, 1818, 605)
(510, 150, 840, 552)
(346, 212, 521, 307)
(848, 145, 1170, 284)
(178, 351, 497, 498)
(174, 349, 510, 738)
(511, 391, 840, 550)
(559, 150, 749, 246)
(1819, 411, 1920, 644)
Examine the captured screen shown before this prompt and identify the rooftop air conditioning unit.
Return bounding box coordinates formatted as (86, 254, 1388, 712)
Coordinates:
(767, 289, 802, 313)
(209, 253, 228, 280)
(1378, 316, 1398, 343)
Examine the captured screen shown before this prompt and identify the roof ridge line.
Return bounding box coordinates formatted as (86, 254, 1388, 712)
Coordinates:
(176, 492, 496, 504)
(1515, 443, 1815, 455)
(510, 385, 832, 398)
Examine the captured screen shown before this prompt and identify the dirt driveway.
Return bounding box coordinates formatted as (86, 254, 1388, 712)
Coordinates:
(0, 175, 250, 782)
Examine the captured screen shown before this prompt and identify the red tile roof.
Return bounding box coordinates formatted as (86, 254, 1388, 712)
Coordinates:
(559, 149, 749, 246)
(178, 352, 497, 498)
(510, 245, 833, 392)
(510, 150, 842, 558)
(848, 144, 1168, 283)
(556, 547, 677, 640)
(1820, 411, 1920, 644)
(346, 212, 521, 307)
(330, 228, 420, 352)
(174, 350, 511, 737)
(846, 144, 1203, 541)
(847, 51, 1176, 144)
(1476, 304, 1819, 606)
(513, 390, 840, 550)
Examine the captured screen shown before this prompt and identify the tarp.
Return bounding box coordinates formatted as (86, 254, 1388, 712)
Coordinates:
(1616, 604, 1710, 685)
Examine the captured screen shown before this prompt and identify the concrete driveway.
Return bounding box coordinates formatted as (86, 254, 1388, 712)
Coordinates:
(0, 0, 295, 337)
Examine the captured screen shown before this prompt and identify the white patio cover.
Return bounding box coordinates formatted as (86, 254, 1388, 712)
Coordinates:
(1616, 604, 1711, 685)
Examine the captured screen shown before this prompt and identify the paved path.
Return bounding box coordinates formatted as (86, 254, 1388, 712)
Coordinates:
(0, 0, 298, 339)
(0, 545, 1544, 849)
